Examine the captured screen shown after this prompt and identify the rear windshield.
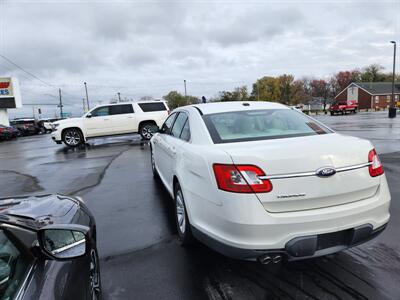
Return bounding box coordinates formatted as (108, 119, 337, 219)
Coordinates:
(203, 109, 332, 144)
(137, 102, 167, 112)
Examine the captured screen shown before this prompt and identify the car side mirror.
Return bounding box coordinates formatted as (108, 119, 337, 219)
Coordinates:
(38, 224, 90, 260)
(151, 125, 160, 134)
(86, 113, 92, 118)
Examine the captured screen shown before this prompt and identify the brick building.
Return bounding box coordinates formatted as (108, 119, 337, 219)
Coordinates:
(335, 82, 400, 109)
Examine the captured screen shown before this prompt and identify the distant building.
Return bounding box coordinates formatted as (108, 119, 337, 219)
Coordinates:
(335, 82, 400, 109)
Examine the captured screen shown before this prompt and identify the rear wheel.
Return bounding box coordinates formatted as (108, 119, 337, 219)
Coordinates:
(150, 147, 159, 179)
(90, 249, 102, 300)
(174, 183, 194, 246)
(62, 128, 83, 147)
(139, 122, 155, 140)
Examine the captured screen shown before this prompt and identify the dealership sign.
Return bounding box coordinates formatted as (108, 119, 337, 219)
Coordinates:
(0, 77, 22, 109)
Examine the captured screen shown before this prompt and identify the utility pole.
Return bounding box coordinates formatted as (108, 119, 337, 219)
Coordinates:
(184, 80, 188, 105)
(117, 92, 121, 102)
(84, 82, 90, 110)
(58, 88, 64, 118)
(389, 41, 397, 118)
(82, 98, 86, 113)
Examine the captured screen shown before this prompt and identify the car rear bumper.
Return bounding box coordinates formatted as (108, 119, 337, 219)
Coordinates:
(186, 174, 391, 261)
(192, 222, 387, 261)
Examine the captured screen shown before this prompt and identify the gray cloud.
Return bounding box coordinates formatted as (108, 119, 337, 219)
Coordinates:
(0, 0, 398, 118)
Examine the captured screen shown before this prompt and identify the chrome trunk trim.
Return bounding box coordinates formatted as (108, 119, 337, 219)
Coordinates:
(258, 162, 372, 180)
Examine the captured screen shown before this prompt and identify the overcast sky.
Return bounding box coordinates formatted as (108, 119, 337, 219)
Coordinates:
(0, 0, 399, 118)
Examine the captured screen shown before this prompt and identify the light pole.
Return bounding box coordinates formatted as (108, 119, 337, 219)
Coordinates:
(117, 92, 121, 102)
(389, 41, 397, 118)
(84, 82, 90, 110)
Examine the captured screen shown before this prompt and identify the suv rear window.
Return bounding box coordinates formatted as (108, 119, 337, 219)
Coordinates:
(203, 109, 332, 144)
(137, 102, 167, 112)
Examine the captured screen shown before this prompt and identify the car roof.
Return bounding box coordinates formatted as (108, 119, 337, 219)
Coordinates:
(0, 194, 79, 230)
(189, 101, 289, 115)
(94, 100, 166, 107)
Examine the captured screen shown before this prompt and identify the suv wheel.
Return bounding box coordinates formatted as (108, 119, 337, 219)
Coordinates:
(62, 128, 83, 147)
(174, 183, 194, 246)
(140, 123, 155, 140)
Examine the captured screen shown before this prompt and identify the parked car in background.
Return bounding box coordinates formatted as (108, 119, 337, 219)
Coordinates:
(51, 101, 169, 147)
(0, 194, 101, 299)
(8, 125, 22, 138)
(330, 101, 358, 115)
(150, 101, 390, 263)
(38, 118, 61, 133)
(0, 125, 12, 141)
(10, 119, 41, 136)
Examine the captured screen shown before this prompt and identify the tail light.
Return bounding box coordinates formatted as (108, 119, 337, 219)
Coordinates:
(213, 164, 272, 193)
(0, 128, 4, 133)
(368, 149, 384, 177)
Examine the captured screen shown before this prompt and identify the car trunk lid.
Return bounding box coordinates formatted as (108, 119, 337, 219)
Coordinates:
(217, 133, 380, 213)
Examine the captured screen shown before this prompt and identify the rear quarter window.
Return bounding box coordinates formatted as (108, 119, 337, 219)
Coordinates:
(137, 102, 167, 112)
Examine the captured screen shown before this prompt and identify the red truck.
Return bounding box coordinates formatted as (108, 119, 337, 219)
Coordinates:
(329, 100, 358, 115)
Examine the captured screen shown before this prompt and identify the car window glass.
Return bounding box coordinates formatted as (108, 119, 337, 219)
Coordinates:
(0, 230, 32, 300)
(180, 119, 191, 141)
(138, 102, 167, 112)
(161, 113, 177, 134)
(109, 105, 134, 115)
(203, 109, 332, 144)
(91, 107, 109, 117)
(171, 113, 188, 138)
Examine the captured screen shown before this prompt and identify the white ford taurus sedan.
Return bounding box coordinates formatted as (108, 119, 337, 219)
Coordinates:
(150, 101, 390, 263)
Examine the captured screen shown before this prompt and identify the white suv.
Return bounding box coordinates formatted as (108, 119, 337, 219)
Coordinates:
(51, 101, 169, 147)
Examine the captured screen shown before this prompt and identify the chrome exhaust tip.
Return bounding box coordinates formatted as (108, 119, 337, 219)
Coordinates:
(258, 255, 272, 265)
(272, 255, 282, 264)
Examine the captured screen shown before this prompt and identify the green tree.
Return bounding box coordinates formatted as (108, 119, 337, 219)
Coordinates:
(162, 91, 199, 109)
(251, 76, 280, 101)
(218, 86, 249, 102)
(360, 64, 384, 82)
(278, 74, 294, 104)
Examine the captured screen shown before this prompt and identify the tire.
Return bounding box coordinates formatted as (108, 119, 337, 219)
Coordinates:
(330, 111, 334, 116)
(174, 182, 194, 246)
(139, 122, 156, 140)
(90, 248, 102, 300)
(150, 146, 160, 180)
(62, 128, 83, 147)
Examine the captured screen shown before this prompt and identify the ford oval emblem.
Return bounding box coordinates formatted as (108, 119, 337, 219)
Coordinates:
(316, 167, 336, 177)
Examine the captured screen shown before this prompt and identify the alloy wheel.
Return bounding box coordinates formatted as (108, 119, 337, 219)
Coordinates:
(151, 149, 156, 172)
(176, 190, 186, 234)
(89, 249, 101, 300)
(64, 130, 81, 146)
(141, 125, 153, 140)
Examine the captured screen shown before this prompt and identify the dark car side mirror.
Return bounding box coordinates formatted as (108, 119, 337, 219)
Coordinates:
(86, 113, 92, 118)
(38, 224, 90, 260)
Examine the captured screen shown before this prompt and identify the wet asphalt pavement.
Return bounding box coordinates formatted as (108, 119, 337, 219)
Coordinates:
(0, 111, 399, 300)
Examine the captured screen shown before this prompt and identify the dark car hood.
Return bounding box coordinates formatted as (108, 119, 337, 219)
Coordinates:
(0, 194, 78, 230)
